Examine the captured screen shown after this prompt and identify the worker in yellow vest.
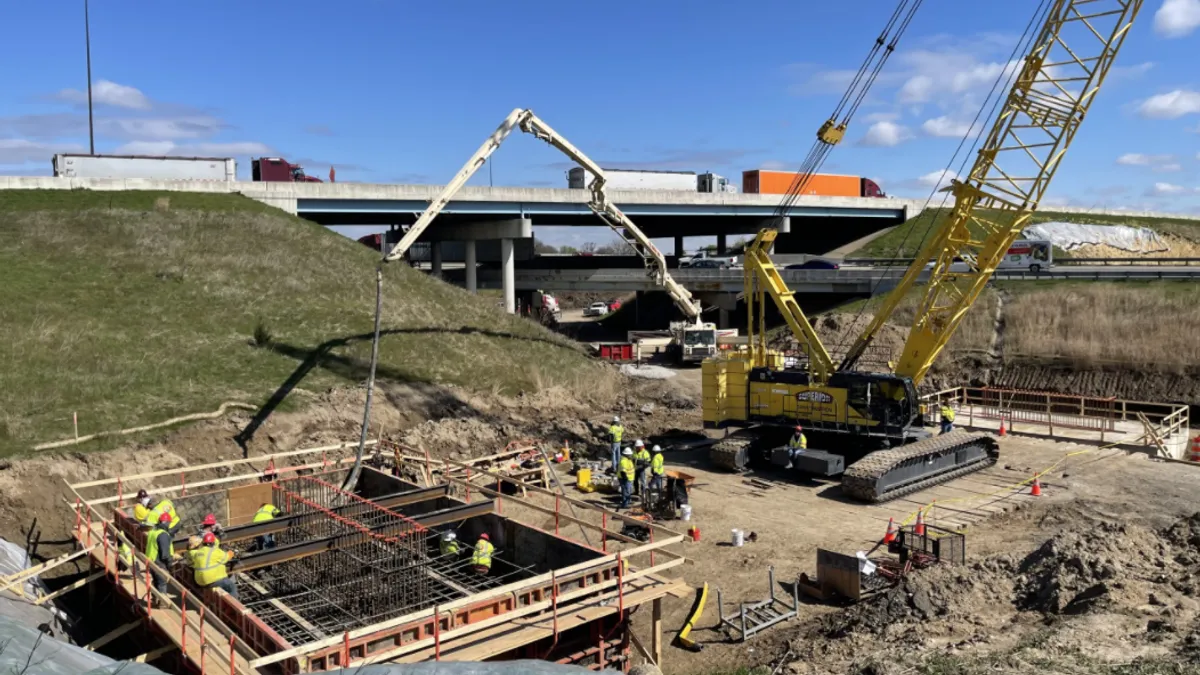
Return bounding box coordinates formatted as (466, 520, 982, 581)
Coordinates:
(440, 531, 460, 556)
(186, 532, 238, 599)
(144, 512, 179, 604)
(133, 489, 152, 526)
(252, 503, 282, 551)
(472, 533, 494, 574)
(649, 445, 666, 492)
(633, 440, 651, 495)
(788, 425, 807, 451)
(940, 404, 956, 434)
(146, 496, 180, 530)
(608, 416, 624, 474)
(618, 448, 636, 509)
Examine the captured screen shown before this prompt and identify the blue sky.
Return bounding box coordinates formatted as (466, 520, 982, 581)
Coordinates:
(2, 0, 1198, 247)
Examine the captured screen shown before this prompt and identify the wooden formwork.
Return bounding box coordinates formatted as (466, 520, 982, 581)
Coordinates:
(64, 439, 687, 673)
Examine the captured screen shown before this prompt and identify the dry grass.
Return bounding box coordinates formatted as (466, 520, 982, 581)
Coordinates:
(0, 190, 604, 455)
(1003, 282, 1200, 370)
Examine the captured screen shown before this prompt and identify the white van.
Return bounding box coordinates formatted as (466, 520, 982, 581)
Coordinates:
(997, 240, 1053, 272)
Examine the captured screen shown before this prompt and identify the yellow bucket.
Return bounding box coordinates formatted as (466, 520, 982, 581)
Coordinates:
(576, 468, 592, 489)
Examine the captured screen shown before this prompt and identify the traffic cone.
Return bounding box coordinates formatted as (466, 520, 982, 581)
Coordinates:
(884, 518, 897, 544)
(1030, 476, 1042, 497)
(914, 509, 926, 536)
(998, 420, 1007, 437)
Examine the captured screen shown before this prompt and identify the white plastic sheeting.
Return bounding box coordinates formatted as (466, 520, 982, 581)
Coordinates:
(1023, 221, 1169, 253)
(620, 364, 677, 380)
(0, 539, 70, 639)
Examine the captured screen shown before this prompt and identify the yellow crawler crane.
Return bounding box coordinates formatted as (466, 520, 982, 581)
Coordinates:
(705, 0, 1144, 502)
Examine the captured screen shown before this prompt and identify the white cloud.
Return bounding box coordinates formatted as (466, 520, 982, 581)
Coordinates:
(113, 140, 273, 157)
(1111, 61, 1155, 80)
(921, 116, 973, 138)
(1155, 0, 1200, 38)
(894, 53, 1021, 106)
(863, 112, 899, 124)
(1115, 153, 1181, 172)
(1137, 90, 1200, 119)
(916, 169, 959, 191)
(1146, 182, 1199, 196)
(759, 160, 788, 170)
(860, 121, 912, 147)
(54, 80, 152, 110)
(0, 138, 86, 165)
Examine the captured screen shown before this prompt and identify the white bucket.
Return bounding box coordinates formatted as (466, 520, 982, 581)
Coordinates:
(680, 504, 693, 521)
(732, 528, 744, 547)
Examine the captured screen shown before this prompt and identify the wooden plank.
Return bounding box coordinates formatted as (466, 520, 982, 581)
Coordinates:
(629, 626, 656, 667)
(651, 597, 663, 666)
(227, 483, 275, 526)
(0, 545, 97, 596)
(34, 570, 105, 605)
(71, 440, 377, 489)
(134, 644, 176, 663)
(85, 619, 141, 651)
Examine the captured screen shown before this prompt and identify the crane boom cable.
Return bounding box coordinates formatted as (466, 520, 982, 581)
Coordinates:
(835, 0, 1055, 370)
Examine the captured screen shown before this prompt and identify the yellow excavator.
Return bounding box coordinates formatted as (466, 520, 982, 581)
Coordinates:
(704, 0, 1144, 502)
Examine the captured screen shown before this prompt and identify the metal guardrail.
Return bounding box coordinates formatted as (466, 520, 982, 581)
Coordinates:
(843, 256, 1200, 267)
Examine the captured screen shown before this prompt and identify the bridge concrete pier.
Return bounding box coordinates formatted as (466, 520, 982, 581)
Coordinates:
(464, 240, 477, 293)
(501, 238, 515, 313)
(675, 236, 684, 258)
(431, 242, 443, 278)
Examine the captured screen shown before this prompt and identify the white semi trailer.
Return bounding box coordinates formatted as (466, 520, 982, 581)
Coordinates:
(52, 154, 237, 181)
(567, 167, 737, 193)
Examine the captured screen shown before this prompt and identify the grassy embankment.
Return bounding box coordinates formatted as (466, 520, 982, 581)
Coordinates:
(0, 190, 605, 456)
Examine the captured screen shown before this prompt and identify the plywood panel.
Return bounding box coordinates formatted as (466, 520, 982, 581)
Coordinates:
(228, 483, 273, 526)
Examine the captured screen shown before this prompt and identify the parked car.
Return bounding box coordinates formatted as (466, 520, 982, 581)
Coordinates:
(688, 258, 734, 269)
(785, 259, 840, 270)
(607, 299, 623, 312)
(924, 257, 971, 272)
(583, 301, 610, 317)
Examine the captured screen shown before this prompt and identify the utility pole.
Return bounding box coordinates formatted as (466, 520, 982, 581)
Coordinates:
(84, 0, 95, 155)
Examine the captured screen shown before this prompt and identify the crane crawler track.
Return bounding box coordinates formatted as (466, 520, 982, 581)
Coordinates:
(841, 430, 999, 503)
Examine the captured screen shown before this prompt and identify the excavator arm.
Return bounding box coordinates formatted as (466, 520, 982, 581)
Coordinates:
(383, 108, 703, 323)
(839, 0, 1142, 384)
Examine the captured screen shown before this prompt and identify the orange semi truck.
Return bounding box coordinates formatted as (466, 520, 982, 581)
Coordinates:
(742, 170, 885, 198)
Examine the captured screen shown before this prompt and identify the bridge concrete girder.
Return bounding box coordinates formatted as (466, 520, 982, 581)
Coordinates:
(418, 217, 532, 242)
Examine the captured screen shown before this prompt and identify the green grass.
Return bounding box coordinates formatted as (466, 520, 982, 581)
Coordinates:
(0, 190, 605, 456)
(852, 207, 1200, 258)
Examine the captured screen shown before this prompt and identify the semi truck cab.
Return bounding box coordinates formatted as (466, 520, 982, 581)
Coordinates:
(252, 157, 323, 183)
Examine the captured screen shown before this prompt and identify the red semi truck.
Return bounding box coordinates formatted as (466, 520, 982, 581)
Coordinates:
(252, 157, 323, 183)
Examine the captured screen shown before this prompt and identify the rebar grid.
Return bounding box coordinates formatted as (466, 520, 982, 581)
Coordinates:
(236, 472, 540, 645)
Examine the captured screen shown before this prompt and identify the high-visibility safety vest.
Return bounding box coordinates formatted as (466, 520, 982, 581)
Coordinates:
(253, 504, 281, 523)
(941, 406, 956, 423)
(788, 434, 807, 450)
(651, 453, 665, 476)
(146, 499, 180, 529)
(145, 526, 174, 562)
(440, 538, 460, 556)
(609, 424, 624, 443)
(472, 540, 494, 569)
(634, 448, 651, 468)
(187, 545, 234, 587)
(118, 542, 133, 566)
(618, 457, 635, 482)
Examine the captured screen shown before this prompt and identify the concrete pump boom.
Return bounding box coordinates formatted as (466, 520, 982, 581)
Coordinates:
(384, 108, 704, 324)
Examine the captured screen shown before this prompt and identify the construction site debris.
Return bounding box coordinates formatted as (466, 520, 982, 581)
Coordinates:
(620, 364, 677, 380)
(1023, 221, 1169, 253)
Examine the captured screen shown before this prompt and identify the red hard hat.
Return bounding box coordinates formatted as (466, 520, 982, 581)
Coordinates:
(202, 514, 217, 526)
(158, 512, 172, 523)
(202, 532, 216, 545)
(479, 533, 490, 541)
(795, 425, 804, 432)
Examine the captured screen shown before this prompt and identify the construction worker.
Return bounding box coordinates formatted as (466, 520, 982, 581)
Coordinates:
(186, 532, 238, 600)
(440, 531, 460, 557)
(618, 447, 636, 509)
(252, 502, 282, 551)
(633, 440, 650, 495)
(472, 533, 494, 574)
(146, 495, 180, 530)
(144, 512, 179, 603)
(940, 403, 956, 434)
(133, 489, 152, 525)
(197, 513, 224, 546)
(649, 445, 666, 493)
(608, 416, 624, 474)
(788, 425, 807, 451)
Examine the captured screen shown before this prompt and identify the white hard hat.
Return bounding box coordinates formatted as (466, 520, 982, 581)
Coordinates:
(652, 445, 662, 453)
(634, 439, 645, 447)
(613, 416, 620, 423)
(622, 447, 633, 456)
(443, 532, 456, 541)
